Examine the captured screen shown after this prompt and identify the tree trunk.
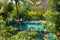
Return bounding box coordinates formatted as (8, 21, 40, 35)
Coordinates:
(15, 1, 22, 31)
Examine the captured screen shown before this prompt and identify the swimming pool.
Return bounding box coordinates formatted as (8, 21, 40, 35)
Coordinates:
(18, 20, 55, 40)
(22, 20, 44, 31)
(22, 23, 44, 31)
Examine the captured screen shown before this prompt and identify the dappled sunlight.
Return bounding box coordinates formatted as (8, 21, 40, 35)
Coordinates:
(0, 0, 60, 40)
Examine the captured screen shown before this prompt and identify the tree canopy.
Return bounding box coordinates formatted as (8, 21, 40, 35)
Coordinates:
(0, 0, 60, 40)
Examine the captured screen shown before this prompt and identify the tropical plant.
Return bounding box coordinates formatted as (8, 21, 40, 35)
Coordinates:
(11, 28, 38, 40)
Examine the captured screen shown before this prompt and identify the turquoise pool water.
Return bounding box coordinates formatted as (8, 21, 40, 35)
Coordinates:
(22, 23, 44, 31)
(20, 20, 55, 40)
(38, 35, 43, 40)
(48, 33, 55, 40)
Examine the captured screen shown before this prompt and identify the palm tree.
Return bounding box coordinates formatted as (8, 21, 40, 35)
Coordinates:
(14, 0, 22, 31)
(14, 0, 19, 17)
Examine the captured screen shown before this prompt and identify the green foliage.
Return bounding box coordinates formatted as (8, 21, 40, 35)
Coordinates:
(48, 0, 55, 8)
(31, 0, 38, 3)
(0, 2, 2, 9)
(32, 6, 45, 12)
(27, 10, 43, 19)
(11, 31, 28, 40)
(43, 10, 60, 40)
(43, 10, 58, 22)
(11, 28, 38, 40)
(2, 2, 13, 13)
(0, 0, 60, 40)
(54, 0, 60, 12)
(40, 20, 55, 32)
(0, 0, 8, 9)
(0, 15, 17, 40)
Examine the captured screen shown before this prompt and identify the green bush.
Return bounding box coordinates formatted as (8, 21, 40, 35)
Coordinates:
(11, 28, 38, 40)
(27, 10, 43, 19)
